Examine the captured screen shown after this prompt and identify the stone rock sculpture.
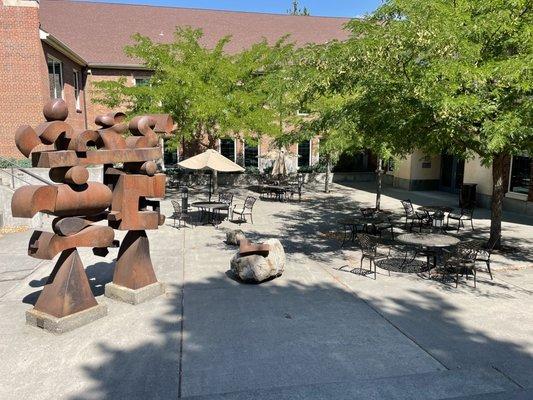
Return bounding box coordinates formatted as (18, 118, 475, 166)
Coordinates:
(230, 239, 285, 282)
(226, 229, 246, 245)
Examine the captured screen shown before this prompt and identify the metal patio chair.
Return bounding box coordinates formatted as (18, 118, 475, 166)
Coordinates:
(447, 207, 475, 232)
(218, 192, 234, 220)
(170, 200, 192, 229)
(438, 242, 479, 287)
(401, 200, 431, 232)
(232, 196, 257, 224)
(356, 233, 391, 280)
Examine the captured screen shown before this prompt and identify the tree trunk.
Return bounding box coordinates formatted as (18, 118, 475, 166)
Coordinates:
(375, 158, 383, 211)
(489, 153, 505, 248)
(324, 154, 331, 193)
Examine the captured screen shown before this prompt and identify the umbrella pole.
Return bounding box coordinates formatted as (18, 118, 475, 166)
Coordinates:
(209, 172, 212, 202)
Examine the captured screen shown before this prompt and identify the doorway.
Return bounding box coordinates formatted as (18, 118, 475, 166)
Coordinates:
(440, 153, 465, 193)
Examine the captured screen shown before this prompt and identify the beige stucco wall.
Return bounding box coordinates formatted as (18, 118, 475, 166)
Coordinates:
(410, 151, 441, 180)
(390, 151, 441, 181)
(392, 155, 412, 179)
(464, 156, 493, 196)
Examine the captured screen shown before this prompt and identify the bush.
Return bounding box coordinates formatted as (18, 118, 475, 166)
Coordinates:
(0, 158, 31, 168)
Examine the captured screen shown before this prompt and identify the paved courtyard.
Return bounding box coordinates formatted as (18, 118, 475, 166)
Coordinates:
(0, 183, 532, 399)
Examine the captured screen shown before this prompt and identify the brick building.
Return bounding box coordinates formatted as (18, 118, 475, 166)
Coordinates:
(1, 0, 349, 169)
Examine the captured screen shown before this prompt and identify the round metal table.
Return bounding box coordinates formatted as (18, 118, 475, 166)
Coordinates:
(339, 214, 394, 246)
(417, 205, 454, 213)
(396, 233, 460, 273)
(191, 201, 229, 225)
(397, 233, 460, 248)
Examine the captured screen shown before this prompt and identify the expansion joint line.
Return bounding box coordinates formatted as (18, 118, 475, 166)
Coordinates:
(177, 230, 186, 399)
(320, 262, 450, 371)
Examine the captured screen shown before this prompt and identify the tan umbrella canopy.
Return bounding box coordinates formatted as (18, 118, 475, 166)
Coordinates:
(178, 149, 244, 200)
(271, 149, 289, 177)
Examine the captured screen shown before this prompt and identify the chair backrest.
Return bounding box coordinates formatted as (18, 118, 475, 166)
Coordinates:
(361, 208, 376, 218)
(456, 242, 478, 262)
(244, 196, 257, 210)
(171, 199, 181, 213)
(358, 233, 377, 253)
(461, 207, 474, 218)
(219, 192, 233, 205)
(401, 200, 415, 216)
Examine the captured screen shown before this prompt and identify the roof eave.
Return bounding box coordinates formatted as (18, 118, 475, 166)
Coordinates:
(87, 63, 150, 71)
(40, 29, 87, 66)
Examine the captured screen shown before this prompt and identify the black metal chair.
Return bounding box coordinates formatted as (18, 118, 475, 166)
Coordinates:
(439, 242, 479, 287)
(401, 200, 431, 232)
(232, 196, 257, 224)
(218, 192, 234, 220)
(360, 208, 394, 239)
(356, 233, 391, 280)
(470, 238, 497, 280)
(170, 200, 192, 229)
(447, 207, 475, 232)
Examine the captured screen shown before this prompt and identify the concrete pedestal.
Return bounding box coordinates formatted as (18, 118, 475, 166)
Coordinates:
(105, 281, 165, 305)
(26, 304, 107, 334)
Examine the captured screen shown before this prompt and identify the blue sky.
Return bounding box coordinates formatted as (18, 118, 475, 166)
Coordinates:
(83, 0, 383, 17)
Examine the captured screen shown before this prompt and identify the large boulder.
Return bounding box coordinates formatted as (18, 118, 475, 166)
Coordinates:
(230, 239, 285, 282)
(226, 229, 246, 245)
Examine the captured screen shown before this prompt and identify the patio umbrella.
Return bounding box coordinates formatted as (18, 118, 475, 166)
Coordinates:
(178, 149, 244, 201)
(263, 147, 290, 177)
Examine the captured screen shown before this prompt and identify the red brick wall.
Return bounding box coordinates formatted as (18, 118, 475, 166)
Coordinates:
(42, 43, 86, 132)
(0, 1, 47, 158)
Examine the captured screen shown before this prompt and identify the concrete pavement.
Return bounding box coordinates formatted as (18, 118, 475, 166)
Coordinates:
(0, 183, 531, 399)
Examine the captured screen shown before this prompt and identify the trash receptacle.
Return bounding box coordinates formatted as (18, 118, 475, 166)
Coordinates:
(460, 183, 477, 208)
(180, 186, 189, 212)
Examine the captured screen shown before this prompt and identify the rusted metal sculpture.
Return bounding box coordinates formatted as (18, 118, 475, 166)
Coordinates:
(12, 99, 173, 333)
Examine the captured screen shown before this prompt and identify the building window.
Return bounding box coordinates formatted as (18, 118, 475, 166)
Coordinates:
(298, 140, 311, 167)
(220, 138, 235, 162)
(134, 77, 151, 87)
(47, 56, 63, 99)
(509, 155, 531, 195)
(73, 70, 81, 110)
(244, 142, 258, 168)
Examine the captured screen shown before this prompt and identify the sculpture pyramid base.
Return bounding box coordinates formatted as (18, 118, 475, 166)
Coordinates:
(105, 282, 164, 305)
(26, 304, 107, 334)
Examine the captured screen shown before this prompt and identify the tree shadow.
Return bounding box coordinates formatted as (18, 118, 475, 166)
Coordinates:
(68, 272, 532, 399)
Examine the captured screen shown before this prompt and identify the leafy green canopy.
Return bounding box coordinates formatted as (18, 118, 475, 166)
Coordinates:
(94, 27, 295, 150)
(342, 0, 533, 163)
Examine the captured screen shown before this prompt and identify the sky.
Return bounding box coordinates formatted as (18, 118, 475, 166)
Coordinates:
(83, 0, 383, 18)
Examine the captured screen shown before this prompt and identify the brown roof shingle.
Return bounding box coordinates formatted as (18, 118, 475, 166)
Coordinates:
(39, 0, 350, 66)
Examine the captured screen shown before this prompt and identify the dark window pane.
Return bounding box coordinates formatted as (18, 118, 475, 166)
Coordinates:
(298, 141, 310, 167)
(220, 139, 235, 161)
(510, 156, 531, 194)
(244, 143, 258, 167)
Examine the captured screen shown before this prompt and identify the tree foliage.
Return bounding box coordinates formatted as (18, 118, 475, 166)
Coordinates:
(93, 27, 294, 150)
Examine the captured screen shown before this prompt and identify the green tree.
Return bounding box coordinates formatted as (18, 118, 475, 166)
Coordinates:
(287, 1, 310, 16)
(336, 0, 532, 243)
(94, 27, 293, 192)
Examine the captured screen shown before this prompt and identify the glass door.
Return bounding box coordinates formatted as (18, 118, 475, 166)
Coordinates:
(440, 153, 464, 193)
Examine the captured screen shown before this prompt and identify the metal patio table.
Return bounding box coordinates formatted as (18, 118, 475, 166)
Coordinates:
(340, 213, 393, 247)
(417, 205, 454, 214)
(191, 201, 229, 226)
(396, 233, 460, 274)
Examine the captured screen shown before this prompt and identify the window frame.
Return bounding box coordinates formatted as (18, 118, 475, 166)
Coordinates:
(507, 154, 531, 199)
(219, 138, 236, 163)
(297, 140, 312, 168)
(243, 140, 259, 168)
(47, 55, 64, 99)
(133, 76, 151, 87)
